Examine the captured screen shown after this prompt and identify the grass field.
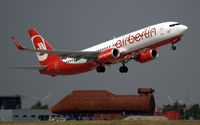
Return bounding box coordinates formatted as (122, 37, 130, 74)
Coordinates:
(0, 120, 200, 125)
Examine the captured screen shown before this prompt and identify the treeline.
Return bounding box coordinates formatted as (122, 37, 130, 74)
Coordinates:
(31, 101, 48, 109)
(163, 102, 200, 120)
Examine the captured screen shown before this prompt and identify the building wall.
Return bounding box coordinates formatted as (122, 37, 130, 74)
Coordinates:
(52, 90, 155, 115)
(0, 110, 12, 121)
(165, 111, 180, 120)
(0, 109, 62, 121)
(0, 96, 21, 109)
(12, 109, 52, 121)
(93, 113, 124, 120)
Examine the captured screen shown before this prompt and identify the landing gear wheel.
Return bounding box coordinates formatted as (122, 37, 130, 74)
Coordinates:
(96, 66, 105, 73)
(171, 44, 176, 50)
(123, 66, 128, 73)
(119, 66, 128, 73)
(119, 66, 124, 73)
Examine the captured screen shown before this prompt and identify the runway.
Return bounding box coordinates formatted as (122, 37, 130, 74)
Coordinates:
(0, 120, 200, 125)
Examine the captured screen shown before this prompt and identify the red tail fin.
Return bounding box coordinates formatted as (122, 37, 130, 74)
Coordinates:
(28, 28, 60, 66)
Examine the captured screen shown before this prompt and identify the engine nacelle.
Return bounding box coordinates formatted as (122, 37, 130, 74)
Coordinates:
(98, 48, 120, 64)
(136, 49, 158, 63)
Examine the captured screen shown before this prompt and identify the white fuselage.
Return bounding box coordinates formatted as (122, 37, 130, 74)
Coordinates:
(62, 22, 188, 64)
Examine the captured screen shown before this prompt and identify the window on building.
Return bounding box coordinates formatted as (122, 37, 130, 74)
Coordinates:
(14, 115, 19, 118)
(31, 115, 36, 118)
(38, 115, 49, 121)
(23, 115, 27, 118)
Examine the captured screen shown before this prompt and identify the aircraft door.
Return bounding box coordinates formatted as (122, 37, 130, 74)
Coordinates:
(159, 24, 165, 36)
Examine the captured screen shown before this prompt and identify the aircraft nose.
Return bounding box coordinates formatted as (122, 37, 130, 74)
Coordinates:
(181, 25, 188, 31)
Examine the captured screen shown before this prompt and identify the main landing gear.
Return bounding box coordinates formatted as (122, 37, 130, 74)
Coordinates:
(96, 66, 105, 73)
(171, 43, 176, 50)
(119, 62, 128, 73)
(96, 62, 129, 73)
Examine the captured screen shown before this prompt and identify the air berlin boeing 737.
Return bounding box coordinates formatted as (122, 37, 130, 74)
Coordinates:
(12, 22, 188, 76)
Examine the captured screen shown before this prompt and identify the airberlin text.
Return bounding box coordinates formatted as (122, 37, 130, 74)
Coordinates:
(115, 28, 156, 48)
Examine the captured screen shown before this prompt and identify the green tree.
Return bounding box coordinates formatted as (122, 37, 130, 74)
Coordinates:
(31, 101, 48, 109)
(185, 104, 200, 120)
(163, 103, 200, 120)
(163, 102, 186, 119)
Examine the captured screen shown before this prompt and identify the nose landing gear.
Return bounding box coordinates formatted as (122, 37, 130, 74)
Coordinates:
(171, 44, 176, 50)
(119, 62, 128, 73)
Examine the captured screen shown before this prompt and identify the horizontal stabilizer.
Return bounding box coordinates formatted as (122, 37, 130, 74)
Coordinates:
(11, 36, 99, 59)
(8, 66, 47, 70)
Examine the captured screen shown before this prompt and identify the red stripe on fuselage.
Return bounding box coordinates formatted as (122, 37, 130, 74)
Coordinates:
(40, 35, 183, 76)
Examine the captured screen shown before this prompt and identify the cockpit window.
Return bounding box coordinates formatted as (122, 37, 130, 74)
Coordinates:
(169, 23, 180, 27)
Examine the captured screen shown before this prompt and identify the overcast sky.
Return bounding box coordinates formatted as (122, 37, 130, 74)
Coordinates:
(0, 0, 199, 108)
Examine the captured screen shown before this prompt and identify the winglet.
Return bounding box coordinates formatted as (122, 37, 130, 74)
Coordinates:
(12, 36, 25, 50)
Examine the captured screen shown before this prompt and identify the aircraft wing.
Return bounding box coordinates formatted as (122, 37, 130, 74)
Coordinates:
(12, 37, 99, 59)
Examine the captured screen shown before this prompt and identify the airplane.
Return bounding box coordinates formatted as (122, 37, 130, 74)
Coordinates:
(12, 21, 188, 76)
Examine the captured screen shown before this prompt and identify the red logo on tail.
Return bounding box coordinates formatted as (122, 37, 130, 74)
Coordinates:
(31, 35, 48, 61)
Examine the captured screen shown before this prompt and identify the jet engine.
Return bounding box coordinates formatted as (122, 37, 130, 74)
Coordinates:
(98, 48, 120, 64)
(135, 49, 158, 63)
